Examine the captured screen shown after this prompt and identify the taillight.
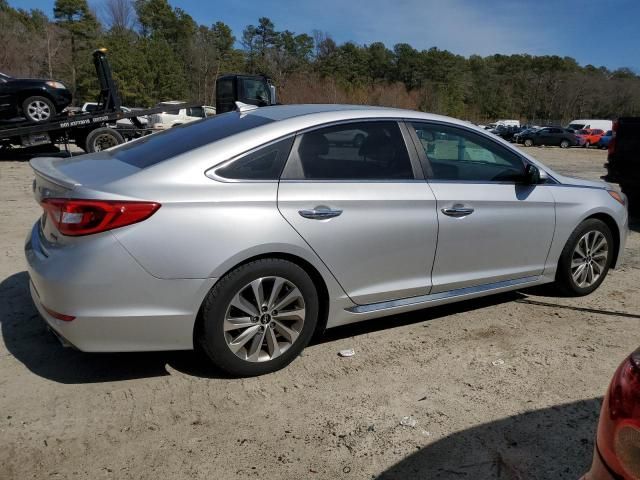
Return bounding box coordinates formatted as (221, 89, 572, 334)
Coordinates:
(609, 120, 618, 156)
(41, 198, 160, 236)
(597, 348, 640, 479)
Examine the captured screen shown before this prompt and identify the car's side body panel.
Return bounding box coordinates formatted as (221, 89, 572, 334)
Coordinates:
(428, 182, 556, 292)
(278, 181, 438, 304)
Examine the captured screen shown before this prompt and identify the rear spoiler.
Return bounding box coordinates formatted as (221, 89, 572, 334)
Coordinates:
(30, 157, 81, 189)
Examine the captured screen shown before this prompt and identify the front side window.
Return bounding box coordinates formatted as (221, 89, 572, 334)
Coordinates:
(284, 121, 414, 180)
(411, 122, 525, 182)
(211, 137, 294, 181)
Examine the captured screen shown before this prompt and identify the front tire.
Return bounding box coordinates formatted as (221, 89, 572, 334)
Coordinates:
(200, 258, 319, 376)
(560, 139, 570, 149)
(524, 139, 534, 147)
(22, 96, 55, 123)
(554, 219, 613, 296)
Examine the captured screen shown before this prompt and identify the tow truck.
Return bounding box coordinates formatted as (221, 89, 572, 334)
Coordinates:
(0, 49, 276, 155)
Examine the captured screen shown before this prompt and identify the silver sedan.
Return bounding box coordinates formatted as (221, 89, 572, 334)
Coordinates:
(25, 104, 629, 376)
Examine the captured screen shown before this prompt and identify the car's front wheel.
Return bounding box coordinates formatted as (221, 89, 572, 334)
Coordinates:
(560, 139, 571, 148)
(200, 258, 319, 376)
(22, 96, 55, 123)
(524, 139, 534, 147)
(554, 219, 614, 296)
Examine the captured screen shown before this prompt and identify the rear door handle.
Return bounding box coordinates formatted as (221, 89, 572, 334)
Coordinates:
(298, 207, 343, 220)
(441, 207, 474, 217)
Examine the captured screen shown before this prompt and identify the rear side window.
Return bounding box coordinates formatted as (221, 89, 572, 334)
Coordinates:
(211, 137, 294, 181)
(283, 121, 414, 180)
(110, 112, 273, 169)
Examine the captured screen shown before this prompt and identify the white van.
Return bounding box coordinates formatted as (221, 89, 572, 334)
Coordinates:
(567, 119, 613, 131)
(495, 119, 520, 127)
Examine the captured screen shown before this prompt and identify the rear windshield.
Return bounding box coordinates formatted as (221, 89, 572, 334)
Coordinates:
(110, 112, 273, 169)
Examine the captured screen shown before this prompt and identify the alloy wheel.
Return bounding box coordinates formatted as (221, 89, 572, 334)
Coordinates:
(571, 230, 609, 288)
(26, 100, 51, 121)
(223, 276, 306, 362)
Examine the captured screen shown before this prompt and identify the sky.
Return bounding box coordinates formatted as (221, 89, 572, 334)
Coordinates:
(10, 0, 640, 71)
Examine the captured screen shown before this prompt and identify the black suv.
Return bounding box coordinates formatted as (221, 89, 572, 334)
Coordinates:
(0, 72, 72, 123)
(518, 127, 579, 148)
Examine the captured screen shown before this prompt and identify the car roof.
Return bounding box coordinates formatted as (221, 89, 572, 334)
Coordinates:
(250, 103, 460, 124)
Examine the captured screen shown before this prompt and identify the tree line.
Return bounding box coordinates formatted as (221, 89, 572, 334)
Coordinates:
(2, 0, 639, 123)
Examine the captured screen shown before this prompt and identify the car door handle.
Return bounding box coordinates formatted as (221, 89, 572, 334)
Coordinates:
(298, 207, 343, 220)
(441, 207, 474, 217)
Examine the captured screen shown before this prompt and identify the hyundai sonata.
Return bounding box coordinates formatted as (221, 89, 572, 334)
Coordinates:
(26, 104, 628, 376)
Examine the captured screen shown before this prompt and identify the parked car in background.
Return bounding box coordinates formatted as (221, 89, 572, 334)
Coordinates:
(581, 347, 640, 480)
(25, 104, 628, 376)
(596, 130, 613, 149)
(604, 117, 640, 212)
(489, 125, 522, 142)
(513, 127, 539, 144)
(567, 119, 613, 132)
(575, 129, 606, 148)
(0, 72, 72, 123)
(519, 127, 579, 148)
(148, 103, 215, 129)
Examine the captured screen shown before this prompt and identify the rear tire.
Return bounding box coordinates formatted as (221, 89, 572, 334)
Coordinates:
(200, 258, 319, 377)
(85, 127, 124, 153)
(553, 219, 613, 296)
(22, 96, 55, 123)
(560, 139, 570, 149)
(524, 139, 534, 147)
(584, 141, 590, 148)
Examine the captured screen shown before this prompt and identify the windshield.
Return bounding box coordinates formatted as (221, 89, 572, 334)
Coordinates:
(111, 111, 273, 169)
(568, 123, 585, 130)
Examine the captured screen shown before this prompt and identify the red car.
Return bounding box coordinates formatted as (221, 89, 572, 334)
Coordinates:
(582, 347, 640, 479)
(576, 129, 606, 148)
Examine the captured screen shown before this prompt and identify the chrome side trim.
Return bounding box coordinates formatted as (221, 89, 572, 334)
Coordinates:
(346, 276, 540, 314)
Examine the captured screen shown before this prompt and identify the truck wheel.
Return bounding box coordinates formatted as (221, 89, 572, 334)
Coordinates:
(22, 96, 55, 123)
(560, 139, 570, 149)
(523, 139, 533, 147)
(85, 128, 124, 153)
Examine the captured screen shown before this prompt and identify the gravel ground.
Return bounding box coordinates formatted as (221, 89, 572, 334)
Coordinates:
(0, 145, 638, 479)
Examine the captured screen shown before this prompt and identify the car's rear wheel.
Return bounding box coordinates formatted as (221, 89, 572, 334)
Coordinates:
(22, 96, 55, 123)
(200, 258, 319, 376)
(560, 139, 570, 148)
(554, 219, 613, 296)
(584, 141, 590, 148)
(524, 139, 534, 147)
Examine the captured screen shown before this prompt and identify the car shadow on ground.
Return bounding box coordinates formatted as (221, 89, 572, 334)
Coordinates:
(376, 397, 602, 480)
(1, 270, 527, 384)
(1, 264, 636, 384)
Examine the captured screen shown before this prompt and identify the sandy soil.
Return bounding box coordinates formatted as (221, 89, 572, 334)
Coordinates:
(0, 146, 638, 479)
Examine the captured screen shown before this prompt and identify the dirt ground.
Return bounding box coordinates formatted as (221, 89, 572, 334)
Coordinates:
(0, 145, 638, 480)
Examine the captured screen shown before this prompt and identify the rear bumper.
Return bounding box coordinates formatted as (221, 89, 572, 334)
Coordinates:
(25, 222, 215, 352)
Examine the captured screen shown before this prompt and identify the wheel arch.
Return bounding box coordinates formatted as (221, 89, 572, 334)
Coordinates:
(17, 90, 54, 110)
(584, 212, 621, 268)
(193, 252, 331, 348)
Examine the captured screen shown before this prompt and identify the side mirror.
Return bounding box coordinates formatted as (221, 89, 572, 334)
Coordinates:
(524, 163, 541, 184)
